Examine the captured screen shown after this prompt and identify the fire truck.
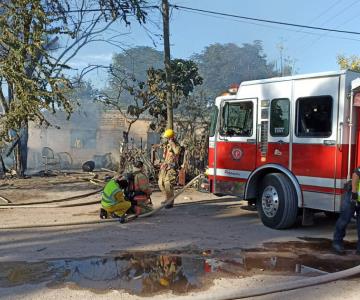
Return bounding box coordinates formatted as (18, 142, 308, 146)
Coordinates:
(208, 70, 360, 229)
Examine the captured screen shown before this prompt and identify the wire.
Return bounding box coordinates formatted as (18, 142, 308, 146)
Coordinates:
(174, 7, 360, 43)
(287, 0, 344, 43)
(66, 5, 159, 13)
(315, 0, 359, 27)
(171, 4, 360, 36)
(294, 0, 360, 57)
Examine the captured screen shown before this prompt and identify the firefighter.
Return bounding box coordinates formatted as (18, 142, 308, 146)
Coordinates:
(158, 128, 181, 209)
(130, 160, 153, 215)
(332, 168, 360, 254)
(100, 175, 131, 223)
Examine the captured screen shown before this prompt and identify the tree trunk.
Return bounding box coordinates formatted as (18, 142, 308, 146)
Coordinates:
(15, 123, 29, 177)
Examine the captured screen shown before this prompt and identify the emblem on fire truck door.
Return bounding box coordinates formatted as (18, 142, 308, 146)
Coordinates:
(231, 147, 243, 161)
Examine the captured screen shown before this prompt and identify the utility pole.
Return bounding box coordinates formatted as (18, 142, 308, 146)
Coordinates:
(277, 40, 284, 77)
(162, 0, 173, 130)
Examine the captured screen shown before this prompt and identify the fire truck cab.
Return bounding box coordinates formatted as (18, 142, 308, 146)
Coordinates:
(208, 70, 360, 229)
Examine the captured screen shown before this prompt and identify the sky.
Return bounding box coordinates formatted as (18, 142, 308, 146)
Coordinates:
(72, 0, 360, 89)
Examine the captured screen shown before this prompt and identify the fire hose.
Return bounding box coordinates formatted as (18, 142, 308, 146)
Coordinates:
(170, 263, 360, 300)
(0, 174, 105, 208)
(0, 174, 202, 229)
(0, 189, 102, 207)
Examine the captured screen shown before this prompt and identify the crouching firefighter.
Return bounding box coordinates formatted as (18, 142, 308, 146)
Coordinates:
(126, 161, 153, 215)
(100, 175, 131, 223)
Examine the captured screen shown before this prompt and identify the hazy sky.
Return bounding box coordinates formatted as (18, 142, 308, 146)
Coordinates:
(72, 0, 360, 88)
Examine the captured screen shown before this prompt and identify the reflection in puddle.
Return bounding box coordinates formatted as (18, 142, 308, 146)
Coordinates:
(1, 240, 360, 295)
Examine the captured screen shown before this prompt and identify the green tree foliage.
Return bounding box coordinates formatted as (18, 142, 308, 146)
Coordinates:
(337, 54, 360, 72)
(0, 0, 72, 137)
(111, 46, 164, 83)
(193, 41, 290, 100)
(107, 46, 164, 105)
(101, 58, 203, 132)
(137, 59, 203, 130)
(0, 0, 148, 139)
(0, 0, 148, 175)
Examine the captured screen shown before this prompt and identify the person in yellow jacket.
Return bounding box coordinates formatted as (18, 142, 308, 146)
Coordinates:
(100, 175, 131, 223)
(158, 129, 181, 209)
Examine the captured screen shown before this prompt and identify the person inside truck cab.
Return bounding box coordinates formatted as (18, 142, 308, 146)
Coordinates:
(332, 168, 360, 255)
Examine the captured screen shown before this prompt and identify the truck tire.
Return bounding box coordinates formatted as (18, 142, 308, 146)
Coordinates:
(257, 173, 298, 229)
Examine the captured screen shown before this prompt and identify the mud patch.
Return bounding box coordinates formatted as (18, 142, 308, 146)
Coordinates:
(1, 240, 360, 296)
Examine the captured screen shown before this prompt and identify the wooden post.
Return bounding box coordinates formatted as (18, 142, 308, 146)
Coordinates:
(162, 0, 173, 130)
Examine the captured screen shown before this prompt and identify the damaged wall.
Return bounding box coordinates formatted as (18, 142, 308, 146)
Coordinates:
(27, 110, 156, 171)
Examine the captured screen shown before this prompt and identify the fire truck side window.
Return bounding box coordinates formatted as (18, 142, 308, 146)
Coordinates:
(209, 105, 218, 137)
(296, 96, 333, 137)
(270, 98, 290, 137)
(220, 101, 253, 137)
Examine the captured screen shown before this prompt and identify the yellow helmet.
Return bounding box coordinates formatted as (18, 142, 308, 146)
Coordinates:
(159, 277, 169, 287)
(204, 168, 209, 176)
(163, 128, 175, 139)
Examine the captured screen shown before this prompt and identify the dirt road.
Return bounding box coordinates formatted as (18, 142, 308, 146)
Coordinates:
(0, 174, 359, 299)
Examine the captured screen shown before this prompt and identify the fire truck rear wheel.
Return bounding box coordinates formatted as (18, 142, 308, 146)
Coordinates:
(257, 173, 298, 229)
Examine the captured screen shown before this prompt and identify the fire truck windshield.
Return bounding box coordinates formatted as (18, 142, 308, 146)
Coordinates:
(220, 101, 253, 137)
(209, 105, 218, 137)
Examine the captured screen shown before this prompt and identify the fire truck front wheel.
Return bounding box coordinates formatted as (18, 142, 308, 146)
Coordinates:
(257, 173, 298, 229)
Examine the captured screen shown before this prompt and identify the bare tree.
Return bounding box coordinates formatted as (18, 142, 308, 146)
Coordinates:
(0, 0, 149, 176)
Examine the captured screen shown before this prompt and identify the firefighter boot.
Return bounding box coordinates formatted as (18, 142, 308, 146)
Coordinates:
(110, 213, 126, 223)
(332, 240, 345, 255)
(100, 208, 108, 219)
(165, 201, 174, 209)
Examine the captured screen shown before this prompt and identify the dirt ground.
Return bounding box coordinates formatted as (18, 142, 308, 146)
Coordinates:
(0, 173, 360, 300)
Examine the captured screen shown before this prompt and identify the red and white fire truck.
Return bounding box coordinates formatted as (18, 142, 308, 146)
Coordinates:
(208, 70, 360, 229)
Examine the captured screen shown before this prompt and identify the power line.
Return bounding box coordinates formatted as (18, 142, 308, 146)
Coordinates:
(171, 4, 360, 36)
(309, 0, 344, 23)
(66, 5, 159, 14)
(176, 7, 360, 42)
(294, 0, 360, 56)
(315, 0, 359, 27)
(289, 0, 344, 43)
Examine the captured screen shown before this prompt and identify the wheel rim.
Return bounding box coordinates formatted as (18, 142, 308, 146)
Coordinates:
(261, 185, 279, 218)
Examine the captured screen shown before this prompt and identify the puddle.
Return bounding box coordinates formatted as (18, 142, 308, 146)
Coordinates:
(1, 240, 360, 296)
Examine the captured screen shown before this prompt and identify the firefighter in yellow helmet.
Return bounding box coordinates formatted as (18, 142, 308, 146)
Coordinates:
(158, 129, 181, 209)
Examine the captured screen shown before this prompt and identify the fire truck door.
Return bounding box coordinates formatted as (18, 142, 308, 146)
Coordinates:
(256, 99, 290, 167)
(292, 76, 339, 211)
(214, 98, 257, 196)
(352, 80, 360, 168)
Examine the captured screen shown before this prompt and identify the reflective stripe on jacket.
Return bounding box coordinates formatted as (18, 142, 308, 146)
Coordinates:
(101, 179, 123, 208)
(134, 171, 151, 195)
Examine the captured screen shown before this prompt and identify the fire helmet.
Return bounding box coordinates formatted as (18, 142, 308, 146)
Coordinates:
(163, 129, 175, 139)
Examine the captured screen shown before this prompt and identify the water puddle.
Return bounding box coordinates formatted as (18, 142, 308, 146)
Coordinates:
(1, 239, 360, 296)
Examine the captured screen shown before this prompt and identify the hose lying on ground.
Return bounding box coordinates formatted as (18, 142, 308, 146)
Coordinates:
(101, 168, 117, 173)
(128, 174, 203, 221)
(0, 195, 11, 203)
(0, 189, 102, 207)
(0, 200, 100, 209)
(171, 263, 360, 300)
(0, 174, 203, 230)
